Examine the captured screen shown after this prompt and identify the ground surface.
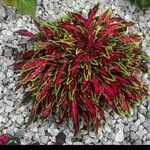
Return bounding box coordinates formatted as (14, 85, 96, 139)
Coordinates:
(0, 0, 150, 145)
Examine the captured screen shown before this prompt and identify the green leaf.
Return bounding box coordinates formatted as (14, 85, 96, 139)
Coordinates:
(2, 0, 13, 6)
(13, 0, 37, 17)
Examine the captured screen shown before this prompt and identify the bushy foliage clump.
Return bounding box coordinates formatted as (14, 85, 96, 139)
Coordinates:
(14, 3, 148, 134)
(129, 0, 150, 10)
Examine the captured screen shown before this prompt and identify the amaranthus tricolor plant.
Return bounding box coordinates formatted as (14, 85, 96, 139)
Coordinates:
(14, 3, 148, 134)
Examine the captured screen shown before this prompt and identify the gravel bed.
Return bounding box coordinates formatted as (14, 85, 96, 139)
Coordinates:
(0, 0, 150, 145)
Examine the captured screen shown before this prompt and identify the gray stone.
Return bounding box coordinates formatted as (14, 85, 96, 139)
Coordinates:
(143, 121, 150, 130)
(139, 105, 147, 115)
(133, 139, 142, 145)
(65, 136, 73, 145)
(6, 69, 14, 78)
(4, 99, 14, 107)
(138, 113, 145, 123)
(16, 116, 24, 125)
(89, 131, 96, 138)
(0, 5, 6, 18)
(41, 136, 49, 144)
(0, 46, 3, 55)
(73, 142, 84, 145)
(130, 132, 138, 141)
(146, 132, 150, 140)
(130, 123, 139, 132)
(0, 115, 3, 123)
(50, 136, 56, 143)
(2, 116, 8, 124)
(84, 137, 94, 144)
(143, 141, 150, 145)
(136, 129, 147, 139)
(0, 72, 6, 80)
(51, 129, 60, 136)
(115, 129, 124, 143)
(5, 106, 14, 113)
(30, 125, 38, 133)
(5, 120, 12, 127)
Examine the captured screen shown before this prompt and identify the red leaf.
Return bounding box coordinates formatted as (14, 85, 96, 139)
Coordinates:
(72, 100, 79, 134)
(40, 27, 53, 37)
(103, 82, 115, 97)
(14, 63, 25, 71)
(127, 91, 137, 99)
(115, 75, 130, 84)
(94, 44, 104, 52)
(37, 79, 53, 100)
(95, 105, 105, 119)
(87, 3, 99, 25)
(81, 80, 89, 92)
(111, 81, 119, 96)
(84, 95, 96, 120)
(43, 110, 50, 119)
(93, 76, 99, 96)
(111, 66, 121, 72)
(99, 84, 116, 110)
(72, 13, 87, 26)
(41, 64, 55, 83)
(98, 9, 111, 25)
(110, 52, 124, 58)
(121, 21, 134, 27)
(120, 94, 128, 110)
(22, 59, 47, 71)
(106, 17, 122, 24)
(70, 62, 80, 77)
(82, 109, 90, 127)
(120, 35, 141, 43)
(60, 24, 81, 31)
(55, 63, 67, 86)
(99, 68, 110, 77)
(0, 134, 9, 145)
(21, 67, 42, 83)
(87, 32, 96, 49)
(16, 29, 35, 38)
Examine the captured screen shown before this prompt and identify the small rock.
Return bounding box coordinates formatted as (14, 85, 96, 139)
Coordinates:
(16, 116, 24, 125)
(65, 136, 72, 145)
(55, 132, 66, 145)
(73, 142, 84, 145)
(32, 142, 40, 145)
(133, 139, 142, 145)
(139, 105, 147, 115)
(130, 124, 139, 132)
(136, 129, 147, 139)
(115, 129, 124, 143)
(51, 137, 56, 143)
(0, 5, 6, 18)
(4, 99, 14, 107)
(50, 129, 60, 136)
(30, 126, 38, 133)
(130, 132, 138, 141)
(6, 69, 14, 78)
(2, 116, 8, 124)
(146, 132, 150, 140)
(84, 137, 94, 144)
(143, 120, 150, 131)
(89, 131, 96, 138)
(5, 106, 14, 113)
(5, 120, 12, 127)
(143, 141, 150, 145)
(0, 72, 6, 80)
(41, 136, 49, 144)
(138, 113, 145, 123)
